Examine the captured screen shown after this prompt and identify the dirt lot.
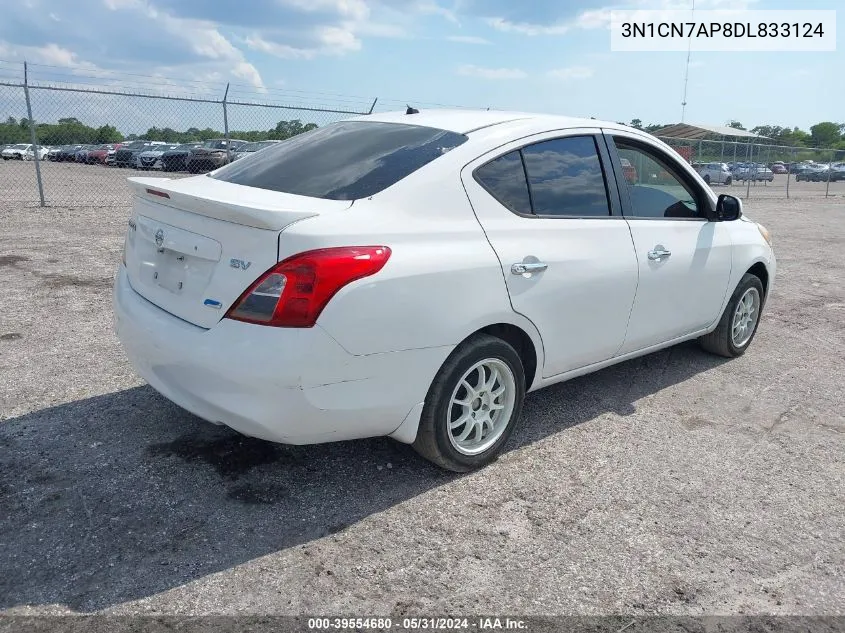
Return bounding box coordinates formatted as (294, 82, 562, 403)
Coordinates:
(0, 162, 843, 617)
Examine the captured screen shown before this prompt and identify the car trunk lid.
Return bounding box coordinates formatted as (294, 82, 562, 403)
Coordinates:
(123, 176, 351, 328)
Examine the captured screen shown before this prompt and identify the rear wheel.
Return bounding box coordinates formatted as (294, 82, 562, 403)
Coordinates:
(699, 273, 764, 358)
(413, 334, 525, 472)
(725, 176, 732, 185)
(703, 174, 711, 185)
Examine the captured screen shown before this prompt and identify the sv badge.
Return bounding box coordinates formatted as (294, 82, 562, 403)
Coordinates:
(230, 258, 252, 270)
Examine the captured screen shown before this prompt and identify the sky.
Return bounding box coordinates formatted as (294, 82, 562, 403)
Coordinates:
(0, 0, 841, 131)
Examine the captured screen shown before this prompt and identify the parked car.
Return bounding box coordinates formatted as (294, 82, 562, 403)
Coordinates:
(113, 141, 167, 168)
(830, 164, 845, 182)
(46, 146, 65, 161)
(185, 138, 246, 173)
(1, 143, 48, 160)
(115, 110, 776, 471)
(620, 157, 638, 183)
(232, 140, 282, 161)
(734, 165, 774, 182)
(769, 163, 787, 174)
(159, 142, 201, 172)
(696, 162, 732, 185)
(55, 144, 85, 162)
(796, 165, 829, 182)
(789, 162, 815, 175)
(134, 144, 180, 170)
(75, 144, 97, 163)
(88, 143, 122, 165)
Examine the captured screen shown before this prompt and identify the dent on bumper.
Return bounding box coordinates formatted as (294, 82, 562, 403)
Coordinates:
(113, 267, 448, 445)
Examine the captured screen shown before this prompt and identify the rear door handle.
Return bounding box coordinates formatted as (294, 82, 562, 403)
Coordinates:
(511, 262, 548, 275)
(647, 247, 671, 261)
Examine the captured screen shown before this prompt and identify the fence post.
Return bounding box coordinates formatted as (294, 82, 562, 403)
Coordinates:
(786, 147, 792, 199)
(745, 142, 752, 198)
(222, 82, 230, 163)
(825, 149, 833, 198)
(368, 97, 378, 114)
(23, 62, 46, 207)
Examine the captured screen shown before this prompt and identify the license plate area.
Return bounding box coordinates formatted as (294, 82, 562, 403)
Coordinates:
(153, 249, 188, 294)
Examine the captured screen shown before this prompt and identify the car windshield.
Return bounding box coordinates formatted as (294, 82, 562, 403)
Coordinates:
(201, 140, 231, 149)
(211, 121, 468, 200)
(174, 144, 197, 151)
(12, 144, 29, 149)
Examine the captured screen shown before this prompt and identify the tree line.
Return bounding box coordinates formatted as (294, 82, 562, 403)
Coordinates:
(626, 118, 845, 149)
(0, 117, 318, 145)
(3, 114, 845, 150)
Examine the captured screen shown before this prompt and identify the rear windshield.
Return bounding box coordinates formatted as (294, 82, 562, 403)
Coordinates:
(210, 121, 468, 200)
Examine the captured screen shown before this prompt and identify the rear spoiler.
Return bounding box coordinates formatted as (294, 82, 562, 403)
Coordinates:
(127, 177, 352, 231)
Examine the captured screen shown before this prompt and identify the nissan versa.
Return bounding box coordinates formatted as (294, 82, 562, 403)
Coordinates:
(114, 109, 775, 472)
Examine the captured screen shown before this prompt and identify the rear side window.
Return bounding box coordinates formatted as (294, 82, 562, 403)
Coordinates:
(474, 151, 531, 215)
(211, 121, 468, 200)
(522, 137, 611, 217)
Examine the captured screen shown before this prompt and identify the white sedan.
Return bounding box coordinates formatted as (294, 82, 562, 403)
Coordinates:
(114, 109, 775, 471)
(1, 143, 48, 160)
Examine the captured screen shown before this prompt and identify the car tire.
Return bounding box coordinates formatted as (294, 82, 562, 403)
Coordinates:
(725, 176, 732, 185)
(703, 175, 711, 185)
(412, 334, 526, 472)
(699, 273, 765, 358)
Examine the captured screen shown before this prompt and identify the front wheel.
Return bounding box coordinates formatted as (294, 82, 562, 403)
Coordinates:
(413, 334, 526, 472)
(699, 273, 765, 358)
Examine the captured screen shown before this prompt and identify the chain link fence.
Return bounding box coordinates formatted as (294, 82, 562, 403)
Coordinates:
(0, 65, 373, 208)
(658, 136, 845, 199)
(2, 63, 843, 207)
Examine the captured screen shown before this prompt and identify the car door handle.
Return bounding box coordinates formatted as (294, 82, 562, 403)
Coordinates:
(647, 248, 672, 261)
(511, 262, 548, 275)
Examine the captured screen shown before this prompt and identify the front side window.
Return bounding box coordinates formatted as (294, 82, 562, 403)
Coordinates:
(521, 136, 611, 217)
(613, 139, 701, 219)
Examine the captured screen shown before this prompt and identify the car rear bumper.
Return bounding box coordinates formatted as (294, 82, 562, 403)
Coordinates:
(113, 266, 446, 445)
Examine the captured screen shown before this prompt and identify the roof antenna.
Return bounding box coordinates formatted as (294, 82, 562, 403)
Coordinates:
(406, 105, 419, 114)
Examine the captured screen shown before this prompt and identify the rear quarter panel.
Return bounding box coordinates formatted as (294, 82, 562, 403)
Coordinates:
(290, 169, 543, 363)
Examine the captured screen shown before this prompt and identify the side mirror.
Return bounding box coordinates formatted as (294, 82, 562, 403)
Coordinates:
(715, 194, 742, 221)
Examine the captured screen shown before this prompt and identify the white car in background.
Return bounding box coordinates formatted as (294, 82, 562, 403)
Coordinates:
(114, 109, 776, 471)
(696, 162, 733, 185)
(1, 143, 48, 160)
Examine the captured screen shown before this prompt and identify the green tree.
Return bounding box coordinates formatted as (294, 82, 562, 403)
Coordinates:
(728, 120, 745, 130)
(630, 118, 643, 129)
(95, 125, 123, 143)
(810, 122, 841, 148)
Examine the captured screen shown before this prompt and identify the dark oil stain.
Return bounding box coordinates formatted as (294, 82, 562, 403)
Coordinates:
(146, 433, 299, 480)
(0, 333, 22, 341)
(682, 416, 713, 431)
(227, 482, 289, 505)
(0, 255, 29, 267)
(38, 273, 113, 290)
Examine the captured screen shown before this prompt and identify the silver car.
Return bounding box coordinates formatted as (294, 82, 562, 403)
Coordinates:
(134, 144, 180, 170)
(696, 162, 732, 185)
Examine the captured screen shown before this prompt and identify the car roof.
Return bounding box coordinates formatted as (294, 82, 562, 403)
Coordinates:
(350, 109, 623, 135)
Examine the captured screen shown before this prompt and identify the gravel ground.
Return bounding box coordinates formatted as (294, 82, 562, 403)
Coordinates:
(0, 164, 843, 618)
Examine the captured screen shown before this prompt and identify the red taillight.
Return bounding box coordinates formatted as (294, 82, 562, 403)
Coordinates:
(145, 188, 170, 199)
(225, 246, 391, 328)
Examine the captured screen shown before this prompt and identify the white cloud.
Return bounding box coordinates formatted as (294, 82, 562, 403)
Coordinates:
(416, 1, 460, 24)
(547, 66, 593, 80)
(447, 35, 490, 44)
(244, 27, 362, 59)
(278, 0, 371, 21)
(456, 64, 527, 80)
